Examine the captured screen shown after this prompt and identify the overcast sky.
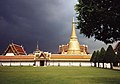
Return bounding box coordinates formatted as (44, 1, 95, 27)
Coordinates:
(0, 0, 118, 54)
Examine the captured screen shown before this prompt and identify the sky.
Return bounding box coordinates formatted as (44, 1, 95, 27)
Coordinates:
(0, 0, 118, 54)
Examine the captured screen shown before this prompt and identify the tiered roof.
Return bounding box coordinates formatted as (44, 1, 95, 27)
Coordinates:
(3, 43, 27, 55)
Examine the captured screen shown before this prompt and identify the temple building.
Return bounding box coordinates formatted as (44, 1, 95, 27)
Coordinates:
(3, 43, 27, 56)
(47, 18, 91, 66)
(33, 42, 51, 66)
(59, 18, 89, 55)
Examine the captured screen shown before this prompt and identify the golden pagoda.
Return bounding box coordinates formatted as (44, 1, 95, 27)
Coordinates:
(67, 18, 81, 54)
(59, 18, 88, 55)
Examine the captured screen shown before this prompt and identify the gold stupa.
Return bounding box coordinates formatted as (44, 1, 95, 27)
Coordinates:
(67, 18, 81, 54)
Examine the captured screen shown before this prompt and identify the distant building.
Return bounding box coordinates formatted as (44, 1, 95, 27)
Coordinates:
(33, 42, 51, 66)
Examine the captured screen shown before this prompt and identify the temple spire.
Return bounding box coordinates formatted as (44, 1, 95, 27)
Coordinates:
(36, 41, 39, 51)
(67, 17, 81, 54)
(71, 17, 77, 39)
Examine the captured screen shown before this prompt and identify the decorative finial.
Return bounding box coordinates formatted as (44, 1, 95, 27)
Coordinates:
(72, 17, 75, 22)
(36, 41, 39, 51)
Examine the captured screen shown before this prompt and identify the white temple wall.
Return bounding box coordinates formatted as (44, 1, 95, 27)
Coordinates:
(20, 62, 34, 66)
(96, 63, 110, 68)
(0, 61, 111, 68)
(0, 62, 34, 66)
(48, 61, 93, 66)
(36, 61, 40, 66)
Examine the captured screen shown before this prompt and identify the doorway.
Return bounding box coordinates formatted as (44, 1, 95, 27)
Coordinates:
(40, 60, 44, 66)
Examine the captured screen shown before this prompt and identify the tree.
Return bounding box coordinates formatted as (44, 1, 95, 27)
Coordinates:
(116, 45, 120, 66)
(99, 47, 106, 68)
(96, 50, 100, 67)
(75, 0, 120, 44)
(90, 51, 96, 67)
(113, 54, 118, 66)
(91, 50, 99, 67)
(104, 45, 115, 69)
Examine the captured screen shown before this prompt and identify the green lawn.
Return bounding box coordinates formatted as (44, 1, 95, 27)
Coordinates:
(0, 66, 120, 84)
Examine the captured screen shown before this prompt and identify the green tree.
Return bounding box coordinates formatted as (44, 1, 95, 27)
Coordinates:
(104, 45, 115, 69)
(90, 51, 95, 62)
(90, 51, 97, 67)
(90, 51, 96, 66)
(99, 47, 106, 68)
(96, 50, 100, 67)
(75, 0, 120, 44)
(116, 46, 120, 66)
(113, 54, 118, 66)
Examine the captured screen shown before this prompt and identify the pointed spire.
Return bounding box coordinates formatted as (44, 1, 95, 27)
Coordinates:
(72, 17, 75, 22)
(36, 41, 39, 51)
(71, 17, 77, 39)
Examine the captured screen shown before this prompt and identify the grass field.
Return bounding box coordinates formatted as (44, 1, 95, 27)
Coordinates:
(0, 66, 120, 84)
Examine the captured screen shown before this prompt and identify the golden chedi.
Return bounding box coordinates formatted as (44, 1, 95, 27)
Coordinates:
(67, 18, 81, 54)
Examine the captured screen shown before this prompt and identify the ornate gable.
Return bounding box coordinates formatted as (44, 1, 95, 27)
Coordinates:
(3, 43, 27, 56)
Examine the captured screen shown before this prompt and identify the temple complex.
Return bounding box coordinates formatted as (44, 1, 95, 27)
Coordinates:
(0, 18, 92, 66)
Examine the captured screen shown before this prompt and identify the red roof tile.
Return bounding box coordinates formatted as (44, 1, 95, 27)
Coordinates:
(3, 43, 27, 55)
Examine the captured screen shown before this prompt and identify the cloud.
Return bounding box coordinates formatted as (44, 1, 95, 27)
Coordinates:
(0, 0, 118, 54)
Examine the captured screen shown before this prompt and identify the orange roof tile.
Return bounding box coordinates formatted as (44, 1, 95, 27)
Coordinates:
(51, 54, 91, 59)
(0, 55, 34, 61)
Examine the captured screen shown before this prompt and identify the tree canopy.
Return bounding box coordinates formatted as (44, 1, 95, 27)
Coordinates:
(116, 45, 120, 62)
(90, 51, 97, 67)
(98, 47, 106, 63)
(75, 0, 120, 44)
(104, 45, 115, 63)
(90, 51, 96, 62)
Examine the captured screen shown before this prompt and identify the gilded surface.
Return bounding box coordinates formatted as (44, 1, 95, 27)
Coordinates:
(67, 18, 81, 54)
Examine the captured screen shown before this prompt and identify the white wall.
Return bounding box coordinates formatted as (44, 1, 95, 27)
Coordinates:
(96, 63, 110, 68)
(0, 62, 34, 66)
(36, 61, 40, 66)
(0, 61, 111, 68)
(47, 61, 93, 66)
